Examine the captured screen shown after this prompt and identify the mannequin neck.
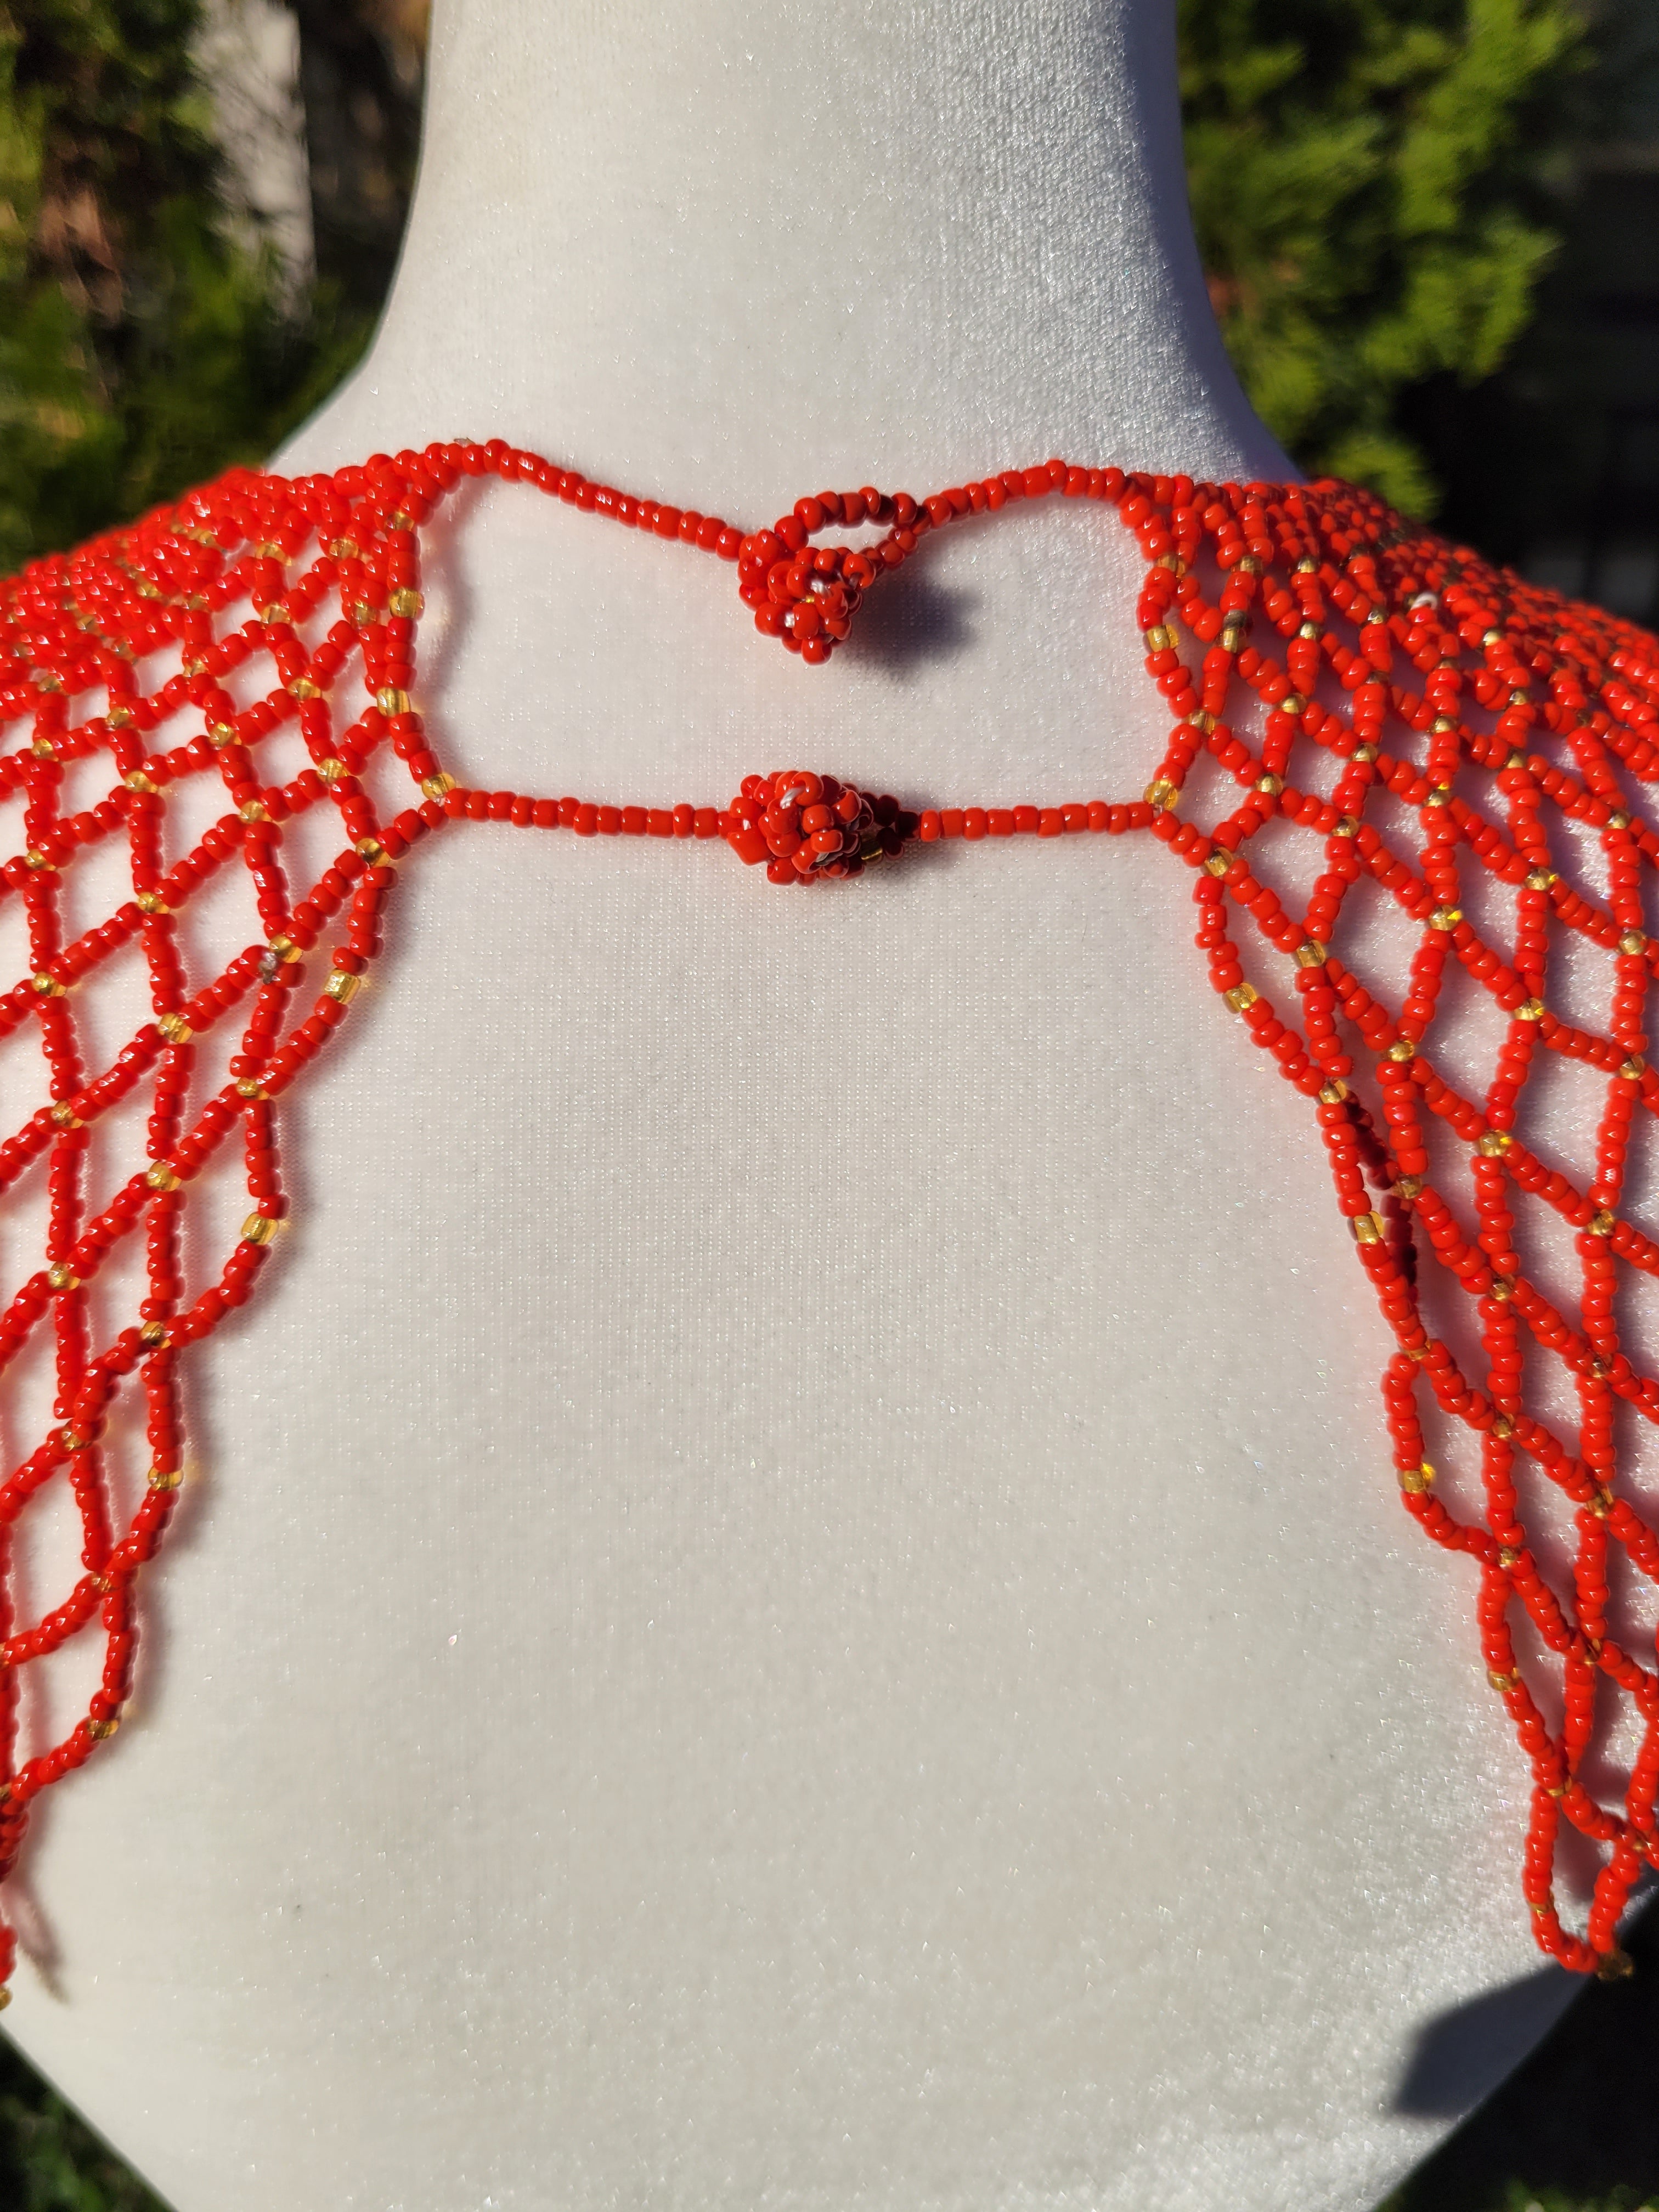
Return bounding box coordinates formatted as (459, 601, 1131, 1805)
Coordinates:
(347, 0, 1288, 505)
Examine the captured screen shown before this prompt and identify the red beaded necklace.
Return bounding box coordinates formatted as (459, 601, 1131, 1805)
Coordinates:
(1, 438, 1657, 2000)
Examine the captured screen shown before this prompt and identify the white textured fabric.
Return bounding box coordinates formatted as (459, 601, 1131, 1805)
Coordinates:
(3, 4, 1590, 2208)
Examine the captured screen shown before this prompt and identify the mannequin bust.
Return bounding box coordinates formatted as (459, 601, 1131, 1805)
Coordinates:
(1, 2, 1596, 2208)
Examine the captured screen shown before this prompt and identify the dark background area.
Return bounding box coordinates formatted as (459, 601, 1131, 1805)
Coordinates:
(1419, 1, 1659, 621)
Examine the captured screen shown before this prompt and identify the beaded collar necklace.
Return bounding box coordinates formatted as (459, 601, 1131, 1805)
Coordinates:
(0, 439, 1656, 2001)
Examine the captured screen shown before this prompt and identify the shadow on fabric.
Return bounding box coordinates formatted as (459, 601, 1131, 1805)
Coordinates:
(1388, 1885, 1659, 2208)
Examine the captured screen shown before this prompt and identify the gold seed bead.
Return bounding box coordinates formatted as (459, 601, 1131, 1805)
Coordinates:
(1621, 1054, 1647, 1081)
(156, 1012, 192, 1042)
(1333, 815, 1360, 838)
(1143, 778, 1180, 811)
(1590, 1208, 1616, 1237)
(375, 686, 412, 716)
(1223, 983, 1259, 1013)
(1608, 809, 1633, 831)
(239, 801, 269, 823)
(349, 600, 380, 625)
(241, 1214, 277, 1246)
(123, 771, 157, 794)
(1236, 556, 1262, 575)
(31, 738, 55, 760)
(47, 1264, 77, 1292)
(288, 676, 321, 701)
(1393, 1174, 1425, 1200)
(136, 892, 169, 915)
(207, 722, 238, 747)
(1492, 1413, 1515, 1438)
(139, 1321, 169, 1347)
(1429, 905, 1463, 930)
(258, 603, 290, 626)
(1255, 772, 1284, 797)
(1499, 1546, 1521, 1568)
(49, 1103, 81, 1128)
(145, 1161, 181, 1192)
(324, 970, 361, 1003)
(1483, 628, 1503, 647)
(1515, 998, 1545, 1022)
(1187, 709, 1217, 734)
(389, 587, 424, 618)
(1351, 742, 1378, 764)
(1525, 867, 1558, 890)
(1596, 1949, 1635, 1983)
(1400, 1462, 1436, 1493)
(106, 706, 133, 728)
(1424, 786, 1452, 809)
(88, 1716, 120, 1741)
(180, 656, 208, 678)
(1490, 1276, 1516, 1301)
(1508, 689, 1531, 708)
(1350, 1211, 1387, 1244)
(29, 973, 62, 996)
(1386, 1039, 1417, 1063)
(1318, 1080, 1350, 1104)
(1505, 748, 1527, 769)
(1299, 621, 1321, 640)
(235, 1079, 267, 1099)
(1478, 1130, 1514, 1155)
(1488, 1668, 1520, 1692)
(1590, 1487, 1615, 1519)
(1620, 929, 1647, 956)
(1296, 556, 1317, 573)
(147, 1468, 183, 1492)
(1143, 625, 1173, 652)
(355, 836, 386, 863)
(1280, 693, 1306, 714)
(1293, 940, 1327, 967)
(327, 537, 359, 560)
(1588, 1355, 1611, 1379)
(22, 850, 53, 872)
(1220, 624, 1246, 653)
(59, 1430, 87, 1454)
(266, 935, 301, 963)
(1431, 715, 1458, 734)
(317, 757, 348, 782)
(421, 772, 457, 800)
(388, 509, 414, 530)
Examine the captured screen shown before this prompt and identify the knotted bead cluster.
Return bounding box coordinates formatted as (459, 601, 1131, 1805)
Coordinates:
(1, 430, 1658, 2002)
(724, 771, 915, 882)
(735, 464, 1127, 662)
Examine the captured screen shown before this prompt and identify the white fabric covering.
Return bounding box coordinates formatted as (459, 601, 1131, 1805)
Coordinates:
(4, 3, 1599, 2206)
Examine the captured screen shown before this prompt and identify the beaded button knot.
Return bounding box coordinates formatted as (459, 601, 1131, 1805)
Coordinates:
(724, 771, 916, 883)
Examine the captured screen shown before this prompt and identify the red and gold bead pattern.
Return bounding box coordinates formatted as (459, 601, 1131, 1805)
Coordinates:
(0, 436, 1657, 1995)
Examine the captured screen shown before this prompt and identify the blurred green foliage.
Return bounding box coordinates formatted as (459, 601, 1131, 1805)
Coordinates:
(0, 2034, 165, 2210)
(0, 0, 369, 573)
(1178, 0, 1586, 514)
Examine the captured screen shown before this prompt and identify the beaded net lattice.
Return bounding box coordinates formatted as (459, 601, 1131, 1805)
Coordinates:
(1, 441, 1658, 1996)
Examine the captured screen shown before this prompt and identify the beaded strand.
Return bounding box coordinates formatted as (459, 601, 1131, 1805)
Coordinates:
(1, 438, 1658, 1996)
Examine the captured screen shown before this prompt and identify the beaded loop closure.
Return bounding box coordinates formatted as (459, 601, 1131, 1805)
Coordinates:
(0, 438, 1658, 1997)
